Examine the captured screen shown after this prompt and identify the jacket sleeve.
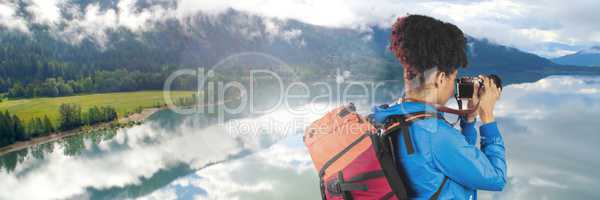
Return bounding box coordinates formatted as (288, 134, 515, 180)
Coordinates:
(460, 117, 477, 145)
(431, 122, 507, 191)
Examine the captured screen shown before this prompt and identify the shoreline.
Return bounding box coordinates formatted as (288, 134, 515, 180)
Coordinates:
(0, 107, 164, 156)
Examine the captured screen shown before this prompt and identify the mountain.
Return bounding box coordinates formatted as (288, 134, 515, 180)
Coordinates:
(552, 46, 600, 67)
(1, 6, 600, 96)
(359, 27, 600, 84)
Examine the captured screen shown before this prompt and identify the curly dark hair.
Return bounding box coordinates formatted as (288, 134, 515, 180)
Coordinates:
(389, 15, 468, 81)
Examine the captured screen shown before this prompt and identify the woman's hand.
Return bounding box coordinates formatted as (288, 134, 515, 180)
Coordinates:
(477, 75, 501, 124)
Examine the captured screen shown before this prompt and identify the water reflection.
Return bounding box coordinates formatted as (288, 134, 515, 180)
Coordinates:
(0, 103, 328, 199)
(0, 129, 117, 173)
(146, 76, 600, 200)
(1, 76, 599, 200)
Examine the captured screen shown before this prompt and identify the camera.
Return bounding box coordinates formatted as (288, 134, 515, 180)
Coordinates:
(456, 74, 502, 99)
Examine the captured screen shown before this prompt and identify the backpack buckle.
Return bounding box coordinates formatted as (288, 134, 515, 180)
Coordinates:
(327, 180, 343, 195)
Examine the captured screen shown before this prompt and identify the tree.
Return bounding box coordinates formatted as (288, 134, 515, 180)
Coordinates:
(35, 78, 60, 97)
(0, 77, 10, 92)
(0, 111, 26, 146)
(79, 77, 94, 93)
(43, 115, 54, 133)
(84, 106, 117, 125)
(0, 111, 15, 147)
(7, 83, 25, 98)
(102, 106, 118, 122)
(57, 83, 74, 96)
(59, 103, 82, 130)
(85, 106, 100, 125)
(28, 117, 45, 137)
(12, 116, 26, 141)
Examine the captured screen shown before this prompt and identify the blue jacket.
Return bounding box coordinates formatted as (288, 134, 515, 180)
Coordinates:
(371, 102, 507, 200)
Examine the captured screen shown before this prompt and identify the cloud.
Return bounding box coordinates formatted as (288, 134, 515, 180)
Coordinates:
(1, 76, 600, 199)
(528, 177, 568, 189)
(142, 135, 320, 200)
(478, 76, 600, 199)
(55, 0, 173, 45)
(146, 75, 600, 200)
(1, 0, 310, 47)
(173, 0, 600, 57)
(1, 0, 598, 56)
(0, 103, 330, 199)
(0, 1, 28, 32)
(27, 0, 62, 24)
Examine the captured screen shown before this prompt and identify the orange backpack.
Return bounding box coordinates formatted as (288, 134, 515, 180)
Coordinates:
(303, 103, 445, 200)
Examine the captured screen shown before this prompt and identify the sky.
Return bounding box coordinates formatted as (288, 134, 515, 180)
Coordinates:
(1, 0, 599, 57)
(205, 0, 600, 57)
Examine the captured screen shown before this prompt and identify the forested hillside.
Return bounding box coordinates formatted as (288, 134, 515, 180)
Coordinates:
(2, 7, 600, 99)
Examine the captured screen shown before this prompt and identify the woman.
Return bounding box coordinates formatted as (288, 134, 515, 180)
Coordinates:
(371, 15, 506, 199)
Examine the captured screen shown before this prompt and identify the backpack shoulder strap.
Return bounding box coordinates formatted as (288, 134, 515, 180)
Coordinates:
(429, 176, 449, 200)
(382, 112, 449, 200)
(382, 111, 442, 155)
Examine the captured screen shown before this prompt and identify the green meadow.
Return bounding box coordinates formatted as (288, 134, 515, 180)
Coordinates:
(0, 91, 195, 125)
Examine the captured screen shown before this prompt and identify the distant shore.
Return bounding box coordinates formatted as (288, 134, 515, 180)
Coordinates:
(0, 96, 242, 156)
(0, 107, 163, 156)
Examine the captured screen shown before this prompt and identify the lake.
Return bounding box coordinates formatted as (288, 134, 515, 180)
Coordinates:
(1, 75, 599, 200)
